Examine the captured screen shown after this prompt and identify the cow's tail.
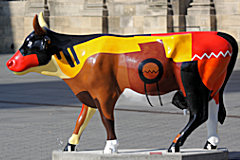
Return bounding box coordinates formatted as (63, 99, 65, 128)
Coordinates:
(217, 32, 238, 124)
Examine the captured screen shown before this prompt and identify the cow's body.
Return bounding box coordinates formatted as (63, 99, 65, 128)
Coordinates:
(49, 32, 232, 109)
(46, 31, 231, 97)
(6, 13, 238, 153)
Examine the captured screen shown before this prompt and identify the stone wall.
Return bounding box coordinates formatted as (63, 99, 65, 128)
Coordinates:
(0, 1, 26, 53)
(48, 0, 102, 34)
(108, 0, 171, 34)
(0, 0, 172, 53)
(215, 0, 240, 46)
(48, 0, 172, 35)
(1, 0, 240, 55)
(186, 0, 216, 31)
(171, 0, 192, 32)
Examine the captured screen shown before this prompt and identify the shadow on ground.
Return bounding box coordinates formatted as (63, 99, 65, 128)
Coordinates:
(0, 81, 80, 109)
(229, 151, 240, 160)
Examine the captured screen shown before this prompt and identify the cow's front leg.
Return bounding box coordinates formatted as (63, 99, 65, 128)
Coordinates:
(94, 94, 119, 154)
(64, 104, 96, 151)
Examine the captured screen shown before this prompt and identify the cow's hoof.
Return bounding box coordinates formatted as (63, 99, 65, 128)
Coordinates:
(168, 143, 180, 153)
(103, 139, 118, 154)
(63, 143, 76, 152)
(204, 141, 217, 150)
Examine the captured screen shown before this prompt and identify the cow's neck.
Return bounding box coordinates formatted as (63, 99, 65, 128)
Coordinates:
(46, 30, 106, 79)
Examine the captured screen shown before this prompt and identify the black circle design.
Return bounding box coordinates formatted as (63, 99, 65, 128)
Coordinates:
(138, 58, 163, 84)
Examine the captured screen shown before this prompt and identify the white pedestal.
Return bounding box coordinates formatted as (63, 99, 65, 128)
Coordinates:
(52, 148, 228, 160)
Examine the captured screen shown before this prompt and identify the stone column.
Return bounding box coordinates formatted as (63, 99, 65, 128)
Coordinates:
(102, 0, 108, 34)
(215, 0, 240, 51)
(186, 0, 216, 31)
(24, 0, 46, 35)
(108, 0, 171, 34)
(43, 0, 50, 27)
(48, 0, 103, 34)
(171, 0, 191, 32)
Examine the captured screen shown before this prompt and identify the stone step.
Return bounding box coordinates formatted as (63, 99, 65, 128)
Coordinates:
(148, 2, 168, 8)
(145, 7, 168, 16)
(191, 0, 211, 3)
(190, 2, 213, 7)
(187, 7, 214, 15)
(214, 0, 239, 2)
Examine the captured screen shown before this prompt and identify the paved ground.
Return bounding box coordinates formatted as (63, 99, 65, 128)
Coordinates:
(0, 54, 240, 160)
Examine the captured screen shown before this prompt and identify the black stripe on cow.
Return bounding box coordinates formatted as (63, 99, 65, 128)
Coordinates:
(56, 52, 62, 60)
(70, 47, 80, 65)
(62, 49, 75, 67)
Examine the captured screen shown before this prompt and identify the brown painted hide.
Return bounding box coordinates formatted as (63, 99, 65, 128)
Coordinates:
(124, 41, 178, 95)
(64, 53, 120, 120)
(64, 41, 180, 112)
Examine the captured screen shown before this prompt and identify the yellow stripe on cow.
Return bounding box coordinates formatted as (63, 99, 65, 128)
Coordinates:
(163, 34, 192, 62)
(54, 34, 192, 79)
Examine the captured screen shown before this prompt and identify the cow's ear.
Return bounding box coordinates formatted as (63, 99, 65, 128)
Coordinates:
(33, 14, 46, 36)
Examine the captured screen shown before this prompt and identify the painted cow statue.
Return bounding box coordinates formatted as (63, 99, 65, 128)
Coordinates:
(6, 13, 238, 153)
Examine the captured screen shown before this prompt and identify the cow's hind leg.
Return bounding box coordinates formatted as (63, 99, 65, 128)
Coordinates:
(168, 62, 210, 152)
(204, 98, 220, 150)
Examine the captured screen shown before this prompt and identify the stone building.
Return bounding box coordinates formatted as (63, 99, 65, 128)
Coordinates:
(0, 0, 240, 54)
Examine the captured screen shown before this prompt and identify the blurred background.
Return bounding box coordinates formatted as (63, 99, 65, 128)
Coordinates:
(0, 0, 240, 160)
(0, 0, 240, 55)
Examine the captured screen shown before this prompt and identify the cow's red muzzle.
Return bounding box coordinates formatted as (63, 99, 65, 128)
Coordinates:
(6, 50, 39, 72)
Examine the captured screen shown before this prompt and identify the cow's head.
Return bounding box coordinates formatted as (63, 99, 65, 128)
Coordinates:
(6, 13, 52, 73)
